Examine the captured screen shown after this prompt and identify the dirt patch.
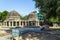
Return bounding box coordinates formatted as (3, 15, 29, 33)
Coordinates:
(0, 30, 10, 36)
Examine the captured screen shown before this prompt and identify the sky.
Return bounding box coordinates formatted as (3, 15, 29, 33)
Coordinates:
(0, 0, 36, 16)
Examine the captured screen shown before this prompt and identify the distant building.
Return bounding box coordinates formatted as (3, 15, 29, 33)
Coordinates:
(2, 10, 40, 28)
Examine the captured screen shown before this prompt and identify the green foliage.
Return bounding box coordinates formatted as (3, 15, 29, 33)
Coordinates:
(0, 12, 2, 20)
(49, 17, 59, 22)
(20, 15, 28, 20)
(0, 10, 8, 21)
(34, 0, 60, 22)
(23, 16, 28, 20)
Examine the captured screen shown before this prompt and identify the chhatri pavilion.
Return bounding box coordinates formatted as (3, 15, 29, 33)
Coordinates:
(2, 10, 40, 28)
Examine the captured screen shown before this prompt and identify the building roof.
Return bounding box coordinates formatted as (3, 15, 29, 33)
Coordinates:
(28, 11, 38, 20)
(6, 10, 20, 19)
(6, 10, 39, 20)
(7, 10, 20, 16)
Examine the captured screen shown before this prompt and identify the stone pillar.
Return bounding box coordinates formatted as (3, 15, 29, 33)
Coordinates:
(4, 22, 5, 26)
(19, 21, 20, 27)
(9, 21, 10, 27)
(31, 21, 34, 26)
(20, 21, 22, 26)
(16, 21, 17, 27)
(6, 22, 7, 27)
(38, 21, 40, 26)
(12, 21, 13, 27)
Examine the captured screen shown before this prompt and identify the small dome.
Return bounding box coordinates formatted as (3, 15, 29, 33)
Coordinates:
(28, 13, 37, 18)
(7, 10, 20, 16)
(28, 13, 38, 20)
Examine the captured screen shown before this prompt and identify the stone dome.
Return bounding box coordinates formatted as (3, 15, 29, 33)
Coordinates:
(28, 11, 38, 20)
(7, 10, 20, 16)
(28, 13, 37, 18)
(6, 10, 20, 19)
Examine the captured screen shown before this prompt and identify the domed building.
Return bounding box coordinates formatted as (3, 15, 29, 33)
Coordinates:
(28, 13, 38, 20)
(27, 11, 40, 27)
(6, 10, 20, 20)
(2, 10, 40, 28)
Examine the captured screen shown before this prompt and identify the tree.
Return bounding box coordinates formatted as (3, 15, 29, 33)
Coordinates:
(1, 10, 8, 21)
(20, 15, 28, 20)
(33, 0, 60, 22)
(0, 12, 2, 20)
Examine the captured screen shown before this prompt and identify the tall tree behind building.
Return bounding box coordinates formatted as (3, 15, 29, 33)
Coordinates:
(33, 0, 60, 22)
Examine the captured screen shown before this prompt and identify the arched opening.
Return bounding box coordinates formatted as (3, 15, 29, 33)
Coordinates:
(17, 21, 19, 26)
(10, 22, 12, 26)
(13, 21, 16, 26)
(7, 21, 9, 26)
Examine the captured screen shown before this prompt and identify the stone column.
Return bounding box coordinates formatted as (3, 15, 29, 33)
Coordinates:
(19, 21, 20, 27)
(31, 21, 33, 26)
(12, 21, 13, 27)
(37, 21, 40, 26)
(16, 21, 17, 27)
(20, 21, 21, 27)
(9, 21, 10, 27)
(6, 22, 7, 27)
(4, 22, 6, 27)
